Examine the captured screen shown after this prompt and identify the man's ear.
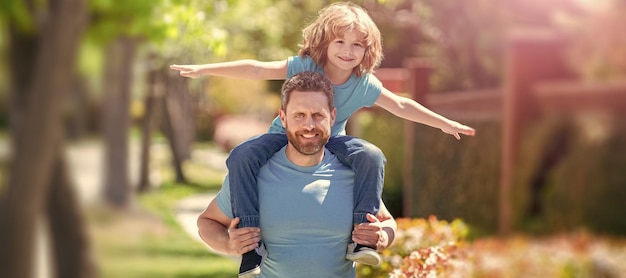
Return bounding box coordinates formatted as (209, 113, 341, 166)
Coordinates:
(279, 109, 287, 128)
(330, 108, 337, 126)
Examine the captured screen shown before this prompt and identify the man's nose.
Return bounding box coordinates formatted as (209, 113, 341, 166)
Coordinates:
(302, 117, 315, 129)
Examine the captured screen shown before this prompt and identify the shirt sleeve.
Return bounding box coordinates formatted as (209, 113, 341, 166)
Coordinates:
(362, 74, 384, 108)
(214, 176, 234, 218)
(287, 56, 322, 79)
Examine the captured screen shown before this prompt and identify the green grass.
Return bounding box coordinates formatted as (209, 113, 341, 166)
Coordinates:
(88, 144, 237, 278)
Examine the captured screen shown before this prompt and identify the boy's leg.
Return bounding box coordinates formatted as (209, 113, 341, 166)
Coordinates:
(227, 133, 288, 227)
(326, 135, 386, 266)
(226, 133, 287, 277)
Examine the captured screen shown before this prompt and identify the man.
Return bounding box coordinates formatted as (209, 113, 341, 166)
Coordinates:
(197, 71, 397, 278)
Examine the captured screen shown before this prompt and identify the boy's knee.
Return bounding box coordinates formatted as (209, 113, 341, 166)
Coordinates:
(356, 140, 387, 166)
(226, 143, 261, 166)
(362, 142, 383, 156)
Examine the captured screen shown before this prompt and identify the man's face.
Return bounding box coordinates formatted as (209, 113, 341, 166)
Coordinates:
(280, 90, 336, 156)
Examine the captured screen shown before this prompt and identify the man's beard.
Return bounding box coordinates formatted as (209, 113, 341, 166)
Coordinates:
(286, 126, 330, 156)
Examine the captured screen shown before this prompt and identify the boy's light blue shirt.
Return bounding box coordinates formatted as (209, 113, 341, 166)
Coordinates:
(267, 55, 384, 136)
(215, 147, 356, 278)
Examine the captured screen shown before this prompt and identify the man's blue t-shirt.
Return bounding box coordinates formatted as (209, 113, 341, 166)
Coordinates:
(267, 55, 384, 136)
(215, 147, 357, 277)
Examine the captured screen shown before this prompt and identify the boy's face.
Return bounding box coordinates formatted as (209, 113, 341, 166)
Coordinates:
(326, 29, 366, 73)
(280, 90, 336, 156)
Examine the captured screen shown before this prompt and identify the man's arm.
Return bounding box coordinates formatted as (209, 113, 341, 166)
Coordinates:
(352, 201, 397, 251)
(197, 198, 261, 255)
(376, 201, 396, 249)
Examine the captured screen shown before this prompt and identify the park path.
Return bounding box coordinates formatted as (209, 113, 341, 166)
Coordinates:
(65, 140, 231, 249)
(174, 192, 239, 260)
(32, 140, 234, 277)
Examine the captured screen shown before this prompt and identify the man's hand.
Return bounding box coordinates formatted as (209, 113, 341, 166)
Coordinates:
(227, 217, 262, 255)
(352, 214, 388, 251)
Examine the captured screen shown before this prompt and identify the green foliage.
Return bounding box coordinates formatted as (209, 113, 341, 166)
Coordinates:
(369, 0, 507, 91)
(409, 118, 501, 233)
(0, 0, 34, 32)
(362, 106, 626, 236)
(357, 110, 501, 234)
(514, 113, 626, 235)
(156, 0, 230, 60)
(419, 0, 506, 90)
(88, 0, 163, 42)
(159, 0, 324, 63)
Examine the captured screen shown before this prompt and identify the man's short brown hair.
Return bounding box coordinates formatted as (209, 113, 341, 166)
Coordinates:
(281, 71, 334, 111)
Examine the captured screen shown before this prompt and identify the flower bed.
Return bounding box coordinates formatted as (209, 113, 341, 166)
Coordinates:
(357, 216, 626, 277)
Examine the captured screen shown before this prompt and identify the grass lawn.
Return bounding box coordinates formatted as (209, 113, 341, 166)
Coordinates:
(87, 148, 238, 278)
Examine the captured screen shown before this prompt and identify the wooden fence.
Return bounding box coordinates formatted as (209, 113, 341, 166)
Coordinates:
(373, 27, 626, 234)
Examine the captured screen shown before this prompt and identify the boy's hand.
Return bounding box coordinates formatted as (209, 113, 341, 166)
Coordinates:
(442, 121, 475, 140)
(169, 64, 204, 78)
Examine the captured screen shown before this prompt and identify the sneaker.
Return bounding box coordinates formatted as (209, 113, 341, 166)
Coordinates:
(346, 243, 382, 266)
(239, 242, 267, 278)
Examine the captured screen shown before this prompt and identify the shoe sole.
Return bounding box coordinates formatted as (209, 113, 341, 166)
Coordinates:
(346, 250, 382, 266)
(239, 244, 266, 278)
(239, 267, 261, 278)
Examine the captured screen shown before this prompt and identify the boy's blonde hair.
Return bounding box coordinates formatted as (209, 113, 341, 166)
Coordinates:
(298, 2, 383, 77)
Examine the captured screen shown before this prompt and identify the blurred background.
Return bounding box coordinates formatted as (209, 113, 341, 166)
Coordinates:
(1, 0, 625, 277)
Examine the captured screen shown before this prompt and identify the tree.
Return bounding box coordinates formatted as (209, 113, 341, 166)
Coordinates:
(88, 0, 173, 205)
(90, 0, 210, 198)
(101, 36, 138, 207)
(0, 0, 96, 277)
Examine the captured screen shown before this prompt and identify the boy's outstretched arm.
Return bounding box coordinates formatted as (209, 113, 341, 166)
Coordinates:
(375, 89, 476, 140)
(170, 59, 288, 80)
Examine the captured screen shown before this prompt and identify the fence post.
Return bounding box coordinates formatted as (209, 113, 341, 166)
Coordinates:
(499, 29, 573, 234)
(402, 58, 434, 217)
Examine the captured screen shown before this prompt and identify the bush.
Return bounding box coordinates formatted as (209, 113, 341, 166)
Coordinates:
(358, 108, 502, 233)
(357, 216, 468, 278)
(358, 216, 626, 278)
(358, 107, 626, 236)
(514, 113, 626, 235)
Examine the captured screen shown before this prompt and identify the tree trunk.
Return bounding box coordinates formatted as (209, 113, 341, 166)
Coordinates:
(66, 75, 90, 140)
(102, 37, 137, 207)
(6, 6, 39, 155)
(161, 70, 194, 184)
(47, 151, 99, 278)
(0, 0, 90, 277)
(138, 57, 166, 192)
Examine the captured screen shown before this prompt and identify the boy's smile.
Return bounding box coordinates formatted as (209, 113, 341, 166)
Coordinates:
(326, 29, 366, 76)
